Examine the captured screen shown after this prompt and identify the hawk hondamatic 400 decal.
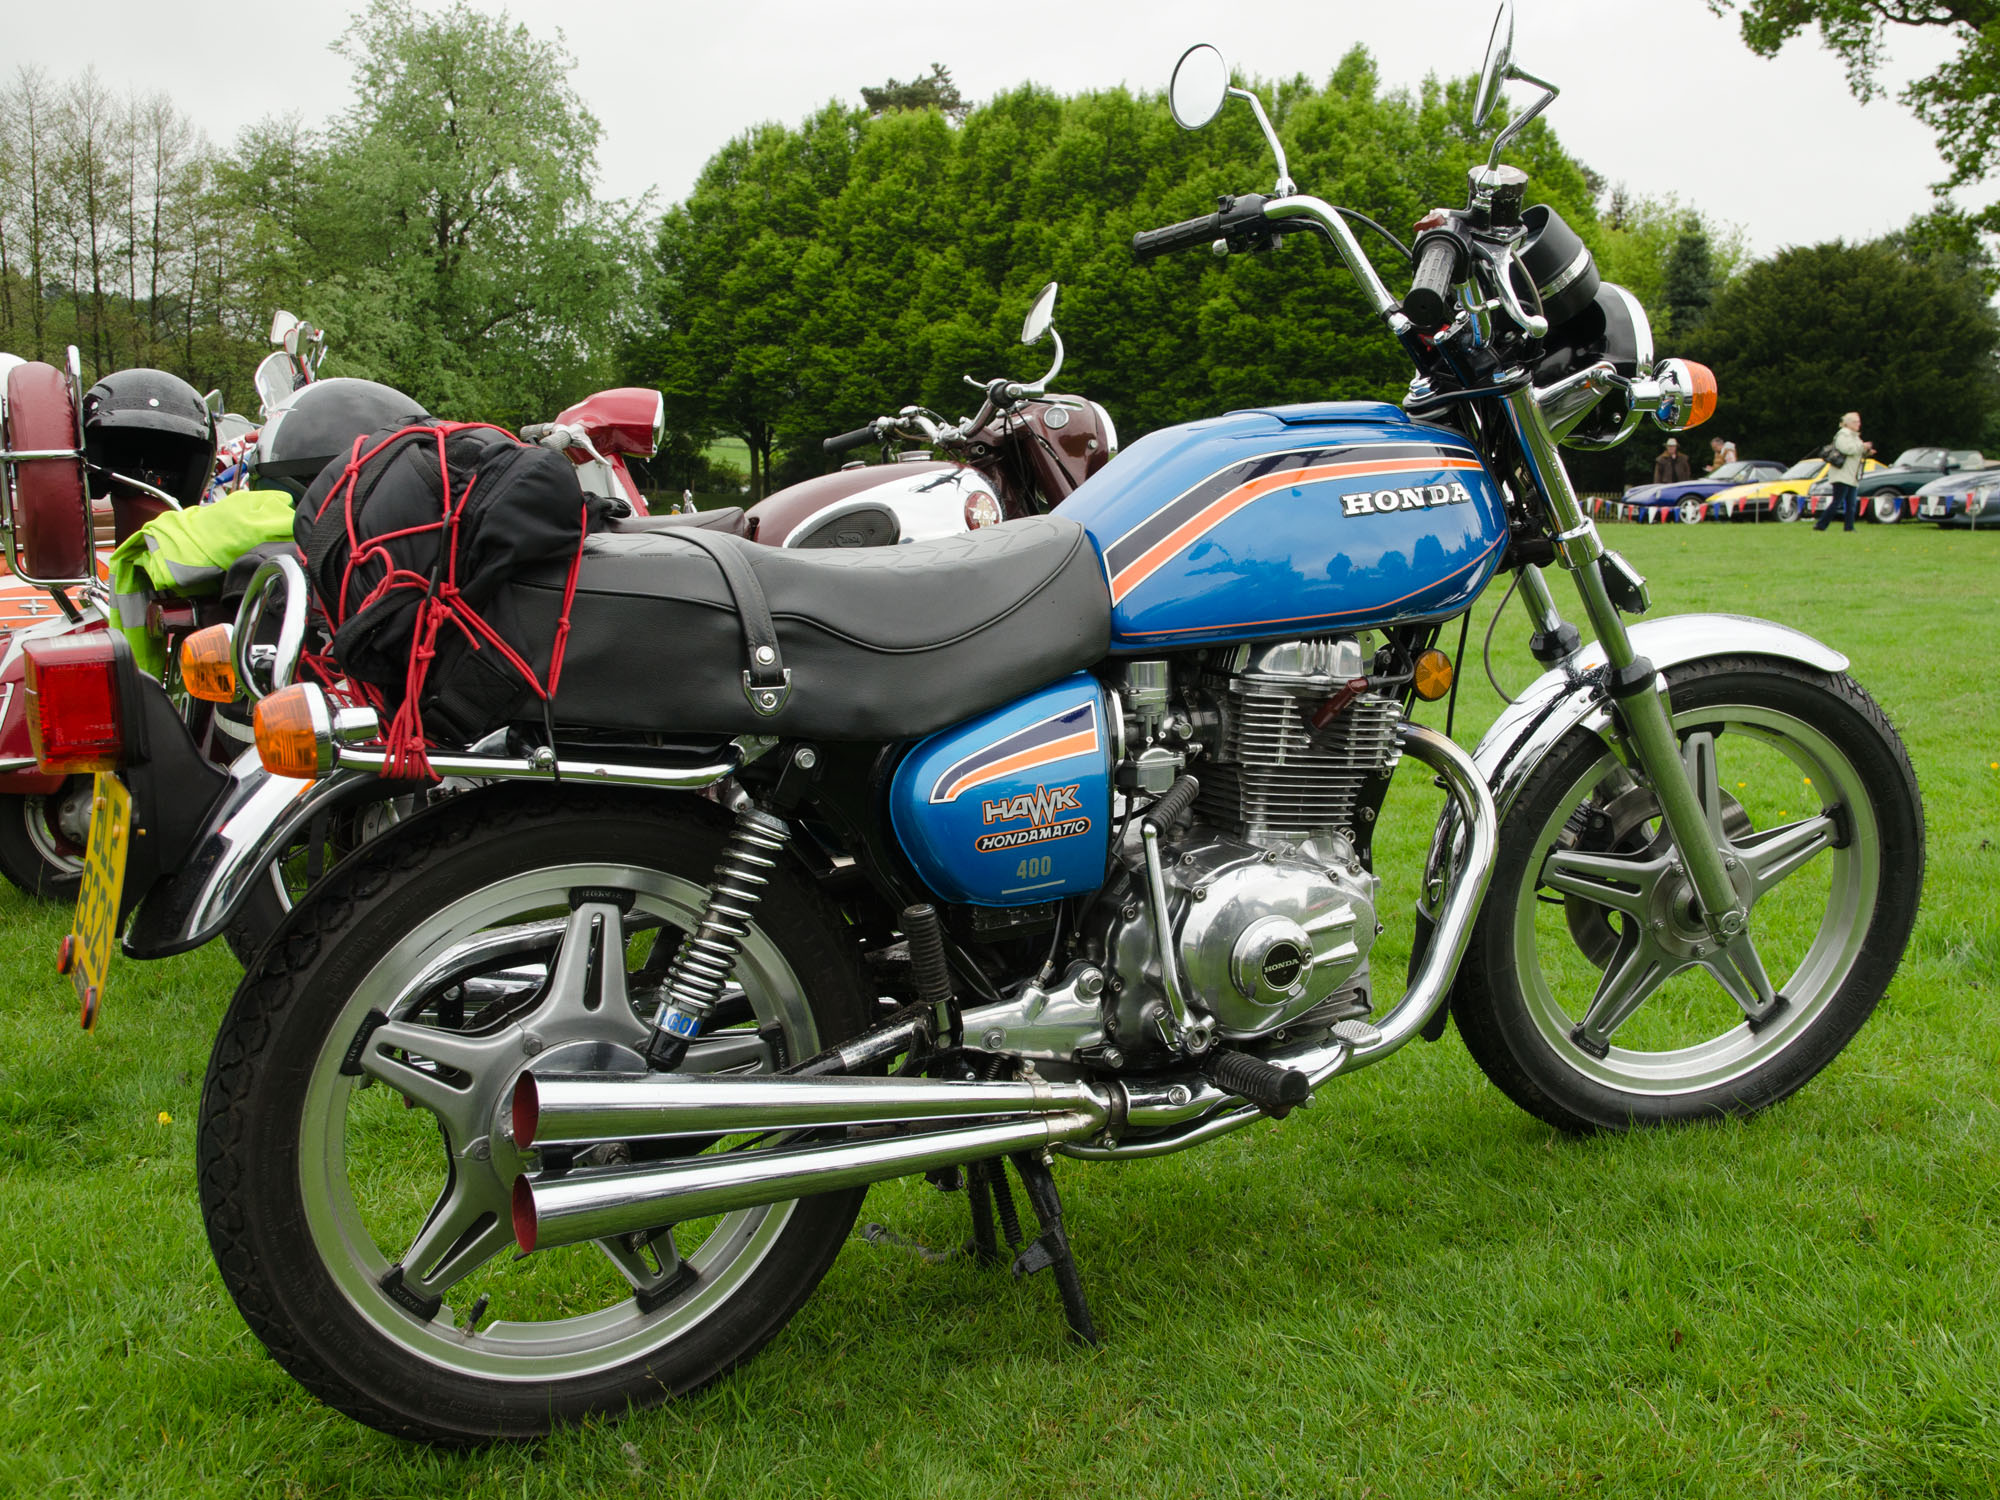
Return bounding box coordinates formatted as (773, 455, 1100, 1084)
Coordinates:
(1059, 403, 1509, 648)
(890, 674, 1112, 906)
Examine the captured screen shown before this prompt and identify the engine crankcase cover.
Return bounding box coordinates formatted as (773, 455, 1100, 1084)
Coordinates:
(1178, 836, 1373, 1035)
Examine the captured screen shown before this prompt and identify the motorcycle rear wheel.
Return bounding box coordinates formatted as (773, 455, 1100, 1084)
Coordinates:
(1454, 656, 1922, 1133)
(197, 786, 873, 1443)
(0, 782, 88, 901)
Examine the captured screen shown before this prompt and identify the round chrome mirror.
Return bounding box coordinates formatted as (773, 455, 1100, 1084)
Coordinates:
(1168, 44, 1230, 130)
(1020, 282, 1059, 345)
(1474, 1, 1514, 128)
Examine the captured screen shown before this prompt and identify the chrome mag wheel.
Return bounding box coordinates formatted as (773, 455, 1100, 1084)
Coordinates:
(1455, 657, 1923, 1131)
(198, 789, 871, 1441)
(1773, 492, 1801, 523)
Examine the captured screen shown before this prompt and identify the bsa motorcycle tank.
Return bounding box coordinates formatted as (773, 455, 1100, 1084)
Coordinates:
(889, 672, 1112, 905)
(1059, 402, 1507, 648)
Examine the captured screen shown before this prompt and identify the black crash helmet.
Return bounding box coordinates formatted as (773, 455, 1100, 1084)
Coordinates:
(255, 377, 431, 493)
(82, 367, 217, 507)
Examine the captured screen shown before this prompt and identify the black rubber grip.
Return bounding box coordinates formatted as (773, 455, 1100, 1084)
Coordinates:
(1144, 773, 1201, 832)
(902, 904, 953, 1010)
(823, 425, 878, 454)
(519, 421, 555, 442)
(1203, 1049, 1312, 1117)
(1403, 235, 1463, 330)
(1132, 212, 1223, 263)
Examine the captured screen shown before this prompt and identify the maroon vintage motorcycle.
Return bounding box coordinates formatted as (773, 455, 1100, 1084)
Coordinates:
(748, 282, 1119, 546)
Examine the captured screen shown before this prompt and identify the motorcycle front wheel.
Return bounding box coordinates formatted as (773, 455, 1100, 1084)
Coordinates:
(1454, 655, 1922, 1133)
(198, 786, 873, 1443)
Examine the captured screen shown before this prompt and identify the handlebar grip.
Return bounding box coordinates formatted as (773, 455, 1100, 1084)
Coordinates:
(519, 422, 555, 442)
(1132, 211, 1223, 263)
(1402, 235, 1464, 330)
(823, 425, 879, 455)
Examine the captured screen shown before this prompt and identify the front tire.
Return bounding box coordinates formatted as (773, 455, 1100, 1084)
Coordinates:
(197, 787, 874, 1442)
(1454, 656, 1922, 1132)
(0, 781, 90, 900)
(1869, 492, 1905, 524)
(1773, 492, 1802, 523)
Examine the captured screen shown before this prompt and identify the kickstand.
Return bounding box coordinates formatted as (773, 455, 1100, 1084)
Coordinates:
(1004, 1151, 1100, 1346)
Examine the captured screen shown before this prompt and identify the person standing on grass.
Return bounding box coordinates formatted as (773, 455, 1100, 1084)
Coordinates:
(1654, 437, 1691, 484)
(1816, 411, 1874, 533)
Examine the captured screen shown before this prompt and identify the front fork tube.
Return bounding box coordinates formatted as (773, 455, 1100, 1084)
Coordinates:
(1499, 387, 1749, 942)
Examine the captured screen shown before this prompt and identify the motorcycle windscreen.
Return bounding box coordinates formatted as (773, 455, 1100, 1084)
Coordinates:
(889, 673, 1111, 907)
(4, 361, 92, 584)
(1059, 403, 1509, 648)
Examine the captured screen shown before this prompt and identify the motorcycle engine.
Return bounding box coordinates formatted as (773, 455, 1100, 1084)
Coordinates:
(1100, 637, 1398, 1051)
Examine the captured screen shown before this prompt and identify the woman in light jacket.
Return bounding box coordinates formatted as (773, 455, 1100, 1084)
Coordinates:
(1816, 411, 1872, 533)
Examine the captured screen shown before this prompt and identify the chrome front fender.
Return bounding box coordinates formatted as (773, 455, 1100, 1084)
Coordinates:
(122, 749, 380, 959)
(1472, 612, 1849, 826)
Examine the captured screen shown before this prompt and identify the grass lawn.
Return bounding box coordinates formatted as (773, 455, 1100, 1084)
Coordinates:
(0, 522, 1994, 1497)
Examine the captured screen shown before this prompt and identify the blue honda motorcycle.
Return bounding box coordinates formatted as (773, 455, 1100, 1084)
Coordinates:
(104, 5, 1918, 1442)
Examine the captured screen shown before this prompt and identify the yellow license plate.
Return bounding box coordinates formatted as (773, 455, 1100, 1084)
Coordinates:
(66, 772, 131, 1030)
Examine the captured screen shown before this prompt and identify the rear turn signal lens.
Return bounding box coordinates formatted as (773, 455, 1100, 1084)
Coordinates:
(22, 635, 125, 774)
(253, 684, 332, 780)
(1413, 648, 1455, 701)
(179, 624, 237, 703)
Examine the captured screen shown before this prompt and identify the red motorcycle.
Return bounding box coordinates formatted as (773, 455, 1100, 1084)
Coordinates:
(749, 282, 1118, 546)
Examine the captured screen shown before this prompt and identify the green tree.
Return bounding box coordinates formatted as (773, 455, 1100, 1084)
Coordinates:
(1708, 1, 2000, 214)
(228, 0, 639, 424)
(1688, 236, 2000, 462)
(861, 64, 970, 124)
(1661, 218, 1718, 339)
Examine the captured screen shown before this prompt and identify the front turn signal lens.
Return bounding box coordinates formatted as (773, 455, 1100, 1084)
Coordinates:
(179, 624, 237, 703)
(1681, 360, 1718, 429)
(253, 683, 332, 780)
(1413, 648, 1455, 701)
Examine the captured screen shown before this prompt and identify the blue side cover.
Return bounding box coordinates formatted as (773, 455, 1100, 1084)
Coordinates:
(890, 673, 1112, 907)
(1057, 402, 1509, 649)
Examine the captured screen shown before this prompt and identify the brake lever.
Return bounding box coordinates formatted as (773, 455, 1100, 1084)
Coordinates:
(1476, 241, 1548, 338)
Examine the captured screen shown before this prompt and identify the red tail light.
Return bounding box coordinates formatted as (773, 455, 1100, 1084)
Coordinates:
(23, 634, 127, 774)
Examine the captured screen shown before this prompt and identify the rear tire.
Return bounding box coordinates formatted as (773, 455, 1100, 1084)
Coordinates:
(1773, 492, 1801, 523)
(1454, 657, 1922, 1133)
(1869, 492, 1905, 524)
(197, 786, 874, 1442)
(1676, 498, 1706, 525)
(0, 782, 88, 901)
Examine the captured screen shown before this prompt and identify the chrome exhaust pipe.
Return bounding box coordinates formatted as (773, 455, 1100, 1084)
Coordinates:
(514, 1111, 1101, 1252)
(515, 1070, 1114, 1147)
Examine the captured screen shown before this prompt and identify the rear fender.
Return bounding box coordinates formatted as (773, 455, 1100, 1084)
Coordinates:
(123, 753, 377, 959)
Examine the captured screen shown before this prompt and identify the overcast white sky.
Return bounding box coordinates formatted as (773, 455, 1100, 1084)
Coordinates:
(9, 1, 1976, 258)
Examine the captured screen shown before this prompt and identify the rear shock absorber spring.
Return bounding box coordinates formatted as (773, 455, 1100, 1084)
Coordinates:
(643, 805, 792, 1071)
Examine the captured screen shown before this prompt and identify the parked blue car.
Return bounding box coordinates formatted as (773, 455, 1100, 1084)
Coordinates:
(1618, 459, 1786, 523)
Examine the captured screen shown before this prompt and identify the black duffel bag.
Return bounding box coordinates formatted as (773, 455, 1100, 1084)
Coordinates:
(296, 421, 617, 771)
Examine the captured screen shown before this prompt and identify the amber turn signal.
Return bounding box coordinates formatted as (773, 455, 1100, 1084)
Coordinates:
(1681, 360, 1718, 429)
(253, 683, 331, 780)
(179, 624, 238, 703)
(1413, 648, 1455, 702)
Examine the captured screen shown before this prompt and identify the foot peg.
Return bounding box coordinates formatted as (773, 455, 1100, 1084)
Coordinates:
(1203, 1048, 1312, 1119)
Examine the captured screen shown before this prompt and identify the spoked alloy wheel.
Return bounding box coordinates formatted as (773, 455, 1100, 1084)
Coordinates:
(0, 780, 90, 900)
(1773, 492, 1802, 523)
(1676, 497, 1706, 525)
(1455, 657, 1922, 1131)
(198, 788, 871, 1442)
(1870, 492, 1905, 524)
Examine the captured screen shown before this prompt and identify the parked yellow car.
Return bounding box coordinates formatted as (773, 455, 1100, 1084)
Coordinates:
(1706, 456, 1884, 522)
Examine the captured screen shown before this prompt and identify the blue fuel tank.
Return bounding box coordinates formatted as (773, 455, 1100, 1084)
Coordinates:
(1057, 402, 1509, 649)
(889, 673, 1112, 907)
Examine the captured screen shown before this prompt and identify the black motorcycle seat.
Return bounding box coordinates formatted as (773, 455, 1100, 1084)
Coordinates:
(608, 507, 750, 538)
(506, 515, 1111, 742)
